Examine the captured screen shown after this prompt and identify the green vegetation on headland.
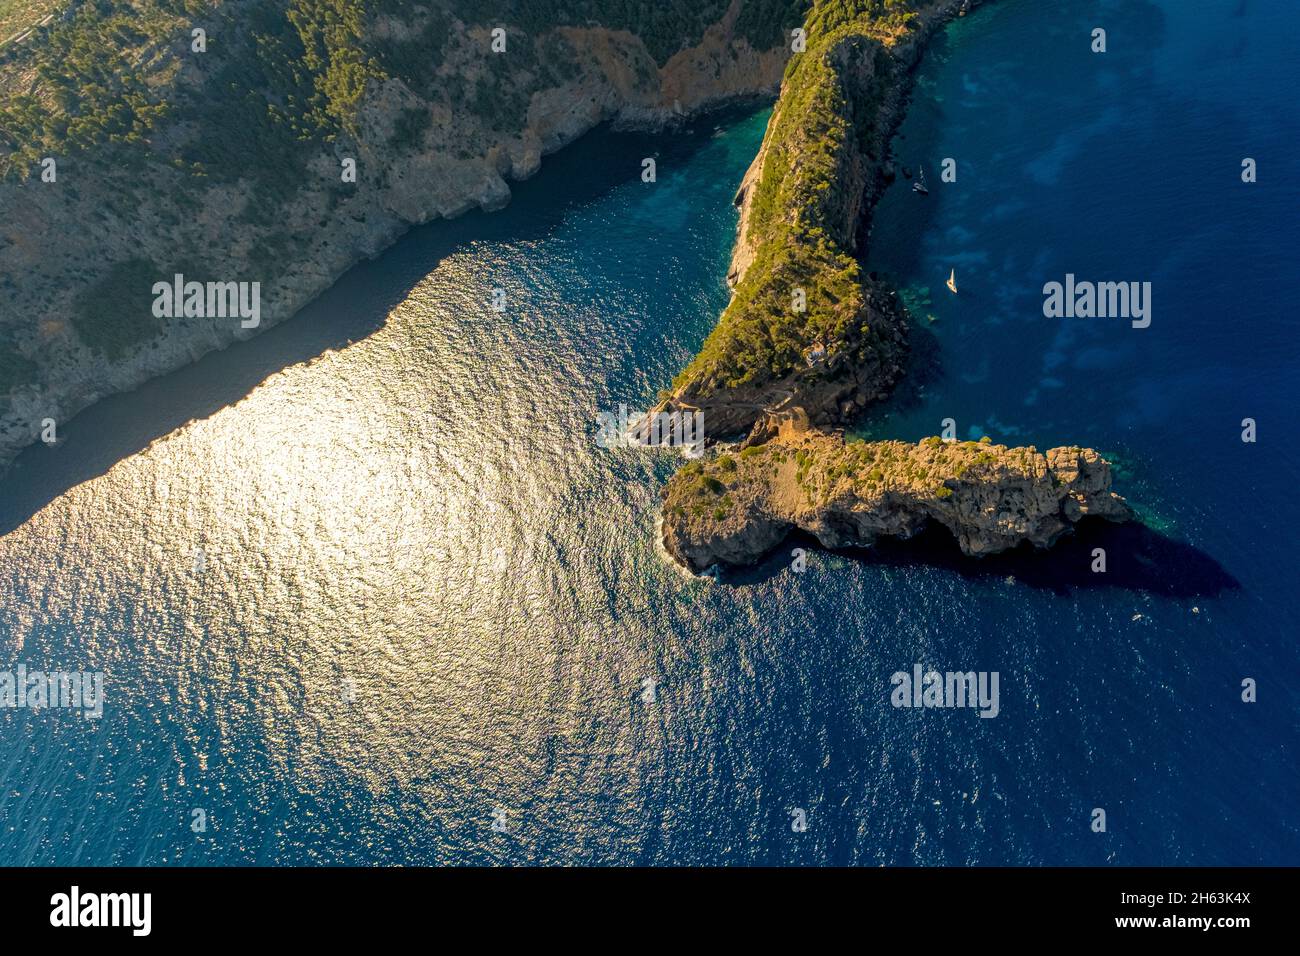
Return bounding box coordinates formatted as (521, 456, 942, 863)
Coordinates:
(0, 0, 61, 45)
(672, 434, 1047, 519)
(668, 0, 925, 398)
(0, 1, 185, 179)
(0, 0, 392, 187)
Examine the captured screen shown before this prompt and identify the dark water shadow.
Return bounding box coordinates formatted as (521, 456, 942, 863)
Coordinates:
(852, 307, 944, 435)
(719, 517, 1239, 599)
(0, 104, 766, 537)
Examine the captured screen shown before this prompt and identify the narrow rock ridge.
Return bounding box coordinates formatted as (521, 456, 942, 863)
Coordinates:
(661, 415, 1133, 573)
(654, 0, 985, 446)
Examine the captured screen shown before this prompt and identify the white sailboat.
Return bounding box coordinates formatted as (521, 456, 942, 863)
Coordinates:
(946, 268, 957, 294)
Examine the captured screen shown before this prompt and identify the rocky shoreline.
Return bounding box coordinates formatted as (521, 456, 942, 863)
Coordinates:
(662, 415, 1132, 573)
(655, 0, 1137, 572)
(0, 1, 791, 476)
(651, 0, 989, 449)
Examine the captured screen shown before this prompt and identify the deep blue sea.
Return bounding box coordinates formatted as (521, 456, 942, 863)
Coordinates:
(1, 0, 1296, 865)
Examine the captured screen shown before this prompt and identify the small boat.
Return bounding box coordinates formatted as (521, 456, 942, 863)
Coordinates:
(946, 268, 957, 294)
(912, 166, 929, 195)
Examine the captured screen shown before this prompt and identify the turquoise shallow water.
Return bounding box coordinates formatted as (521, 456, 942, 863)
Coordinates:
(0, 0, 1297, 865)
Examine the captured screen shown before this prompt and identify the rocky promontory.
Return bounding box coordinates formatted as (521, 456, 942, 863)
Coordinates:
(654, 0, 985, 445)
(661, 416, 1133, 573)
(650, 0, 1137, 574)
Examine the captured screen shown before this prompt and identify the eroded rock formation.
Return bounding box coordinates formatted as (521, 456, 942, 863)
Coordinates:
(661, 416, 1132, 573)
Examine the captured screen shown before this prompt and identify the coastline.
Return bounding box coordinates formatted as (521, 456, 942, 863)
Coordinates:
(662, 414, 1132, 573)
(654, 0, 1134, 571)
(0, 1, 793, 478)
(655, 0, 989, 446)
(725, 0, 977, 294)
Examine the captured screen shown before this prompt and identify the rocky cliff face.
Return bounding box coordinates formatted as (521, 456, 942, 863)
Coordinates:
(0, 0, 798, 474)
(655, 0, 983, 448)
(661, 417, 1132, 572)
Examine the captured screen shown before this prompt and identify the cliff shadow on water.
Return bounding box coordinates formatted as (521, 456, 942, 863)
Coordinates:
(855, 295, 943, 428)
(0, 107, 762, 538)
(718, 518, 1239, 600)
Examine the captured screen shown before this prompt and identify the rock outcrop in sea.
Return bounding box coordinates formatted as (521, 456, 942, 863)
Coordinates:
(661, 415, 1133, 573)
